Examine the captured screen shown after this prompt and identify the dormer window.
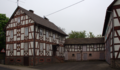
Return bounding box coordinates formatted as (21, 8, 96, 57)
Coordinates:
(10, 30, 13, 38)
(25, 27, 28, 36)
(40, 29, 43, 36)
(17, 17, 20, 23)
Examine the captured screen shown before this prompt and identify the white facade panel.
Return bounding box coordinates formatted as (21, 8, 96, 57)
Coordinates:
(14, 29, 16, 35)
(116, 9, 120, 16)
(21, 50, 24, 56)
(21, 43, 24, 48)
(14, 43, 16, 49)
(17, 52, 20, 56)
(30, 42, 33, 48)
(114, 0, 120, 5)
(29, 49, 32, 56)
(114, 45, 120, 51)
(21, 34, 24, 40)
(114, 19, 120, 26)
(117, 30, 120, 36)
(14, 36, 16, 41)
(30, 25, 34, 31)
(21, 28, 24, 33)
(14, 50, 16, 56)
(8, 51, 10, 56)
(114, 38, 120, 43)
(113, 10, 117, 17)
(35, 42, 38, 48)
(115, 52, 118, 58)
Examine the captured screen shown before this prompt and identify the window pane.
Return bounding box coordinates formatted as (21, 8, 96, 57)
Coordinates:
(24, 43, 28, 51)
(40, 29, 42, 36)
(17, 17, 20, 23)
(25, 27, 28, 36)
(10, 30, 13, 38)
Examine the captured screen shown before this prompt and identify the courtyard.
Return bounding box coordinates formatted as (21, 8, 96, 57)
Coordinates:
(31, 61, 119, 70)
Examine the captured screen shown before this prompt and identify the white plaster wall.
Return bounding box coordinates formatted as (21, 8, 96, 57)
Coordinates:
(14, 43, 16, 49)
(21, 43, 24, 48)
(14, 50, 16, 56)
(21, 50, 24, 56)
(114, 38, 120, 43)
(114, 19, 120, 26)
(30, 25, 34, 31)
(21, 34, 24, 40)
(21, 28, 24, 33)
(114, 45, 120, 51)
(14, 36, 16, 41)
(114, 0, 120, 5)
(117, 30, 120, 36)
(17, 52, 20, 56)
(116, 9, 120, 17)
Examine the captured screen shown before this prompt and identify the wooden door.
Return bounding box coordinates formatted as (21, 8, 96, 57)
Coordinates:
(77, 53, 81, 60)
(24, 57, 29, 66)
(83, 53, 87, 60)
(52, 45, 57, 56)
(65, 52, 68, 60)
(100, 52, 105, 60)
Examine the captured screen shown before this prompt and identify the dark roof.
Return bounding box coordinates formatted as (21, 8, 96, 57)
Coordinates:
(5, 6, 67, 36)
(102, 0, 117, 36)
(65, 38, 104, 44)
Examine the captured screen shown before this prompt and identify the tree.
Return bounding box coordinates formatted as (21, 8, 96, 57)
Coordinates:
(87, 32, 95, 38)
(68, 30, 87, 38)
(0, 14, 9, 51)
(96, 34, 102, 38)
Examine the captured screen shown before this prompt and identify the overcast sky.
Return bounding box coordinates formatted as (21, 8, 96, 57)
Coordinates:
(0, 0, 113, 36)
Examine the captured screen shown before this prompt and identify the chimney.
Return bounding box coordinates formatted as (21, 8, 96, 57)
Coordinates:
(43, 16, 49, 21)
(29, 10, 34, 13)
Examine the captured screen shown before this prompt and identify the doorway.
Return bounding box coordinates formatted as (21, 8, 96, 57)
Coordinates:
(83, 53, 87, 60)
(52, 45, 57, 56)
(77, 53, 81, 60)
(24, 57, 29, 66)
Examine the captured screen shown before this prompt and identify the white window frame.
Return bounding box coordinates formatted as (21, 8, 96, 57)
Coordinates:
(25, 27, 28, 36)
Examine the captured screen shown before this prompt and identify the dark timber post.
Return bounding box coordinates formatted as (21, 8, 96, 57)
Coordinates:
(107, 10, 115, 67)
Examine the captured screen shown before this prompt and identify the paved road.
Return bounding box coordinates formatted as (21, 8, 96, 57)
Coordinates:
(31, 61, 119, 70)
(0, 66, 13, 70)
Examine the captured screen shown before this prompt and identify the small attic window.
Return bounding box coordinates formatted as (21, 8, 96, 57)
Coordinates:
(17, 17, 20, 23)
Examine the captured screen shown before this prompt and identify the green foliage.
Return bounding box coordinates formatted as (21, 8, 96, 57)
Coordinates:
(68, 30, 102, 38)
(87, 32, 95, 38)
(68, 31, 87, 38)
(0, 14, 9, 51)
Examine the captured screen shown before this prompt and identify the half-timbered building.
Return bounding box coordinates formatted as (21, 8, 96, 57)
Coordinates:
(5, 6, 67, 66)
(102, 0, 120, 67)
(64, 38, 105, 61)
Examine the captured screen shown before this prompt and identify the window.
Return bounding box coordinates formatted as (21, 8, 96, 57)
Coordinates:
(46, 31, 49, 38)
(24, 43, 28, 51)
(40, 43, 43, 51)
(40, 29, 43, 36)
(53, 34, 55, 39)
(10, 44, 13, 52)
(10, 30, 13, 38)
(46, 44, 49, 51)
(25, 27, 28, 36)
(17, 17, 20, 23)
(89, 53, 92, 56)
(72, 54, 75, 57)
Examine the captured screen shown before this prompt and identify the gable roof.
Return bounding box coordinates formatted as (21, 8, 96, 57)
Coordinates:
(65, 38, 104, 45)
(5, 6, 67, 36)
(102, 0, 117, 36)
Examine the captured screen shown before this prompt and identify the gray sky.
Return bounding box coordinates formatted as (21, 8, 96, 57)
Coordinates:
(0, 0, 113, 36)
